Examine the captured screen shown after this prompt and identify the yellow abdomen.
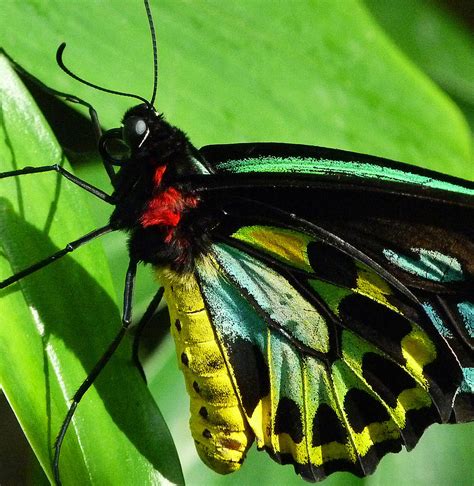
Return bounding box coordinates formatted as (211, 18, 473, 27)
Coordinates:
(158, 268, 254, 473)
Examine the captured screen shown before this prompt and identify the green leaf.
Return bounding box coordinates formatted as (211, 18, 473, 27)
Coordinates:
(365, 0, 474, 129)
(0, 55, 183, 485)
(1, 0, 471, 175)
(0, 1, 472, 486)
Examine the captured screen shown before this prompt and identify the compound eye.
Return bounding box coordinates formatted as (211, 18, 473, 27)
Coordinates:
(123, 116, 149, 147)
(99, 128, 129, 166)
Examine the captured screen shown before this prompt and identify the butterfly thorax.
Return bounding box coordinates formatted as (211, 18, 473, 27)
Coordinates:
(107, 106, 214, 272)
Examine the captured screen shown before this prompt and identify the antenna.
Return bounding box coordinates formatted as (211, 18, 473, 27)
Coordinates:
(144, 0, 159, 107)
(56, 43, 152, 108)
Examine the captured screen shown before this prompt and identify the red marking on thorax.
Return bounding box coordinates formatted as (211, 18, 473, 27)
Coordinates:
(140, 164, 198, 242)
(153, 165, 166, 185)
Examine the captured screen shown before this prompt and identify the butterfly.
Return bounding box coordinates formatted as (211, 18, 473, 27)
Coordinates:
(0, 1, 473, 484)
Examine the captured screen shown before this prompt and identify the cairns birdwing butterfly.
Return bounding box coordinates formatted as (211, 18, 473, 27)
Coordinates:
(0, 1, 473, 484)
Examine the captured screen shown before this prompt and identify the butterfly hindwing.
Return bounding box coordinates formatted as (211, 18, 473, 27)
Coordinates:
(186, 224, 460, 481)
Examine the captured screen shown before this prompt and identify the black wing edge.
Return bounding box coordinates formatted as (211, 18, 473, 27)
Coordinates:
(199, 142, 474, 187)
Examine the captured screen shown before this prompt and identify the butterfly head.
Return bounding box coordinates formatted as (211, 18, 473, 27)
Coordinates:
(99, 103, 159, 166)
(121, 104, 155, 150)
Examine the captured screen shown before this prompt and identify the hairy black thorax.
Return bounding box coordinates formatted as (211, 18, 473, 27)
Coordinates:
(106, 106, 216, 272)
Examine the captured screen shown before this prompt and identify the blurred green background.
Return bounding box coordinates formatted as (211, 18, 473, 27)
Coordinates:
(0, 0, 473, 485)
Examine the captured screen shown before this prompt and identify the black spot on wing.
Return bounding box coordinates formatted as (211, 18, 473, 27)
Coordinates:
(274, 397, 304, 443)
(356, 439, 402, 476)
(341, 294, 461, 422)
(266, 450, 364, 481)
(312, 403, 347, 446)
(226, 337, 270, 416)
(362, 353, 454, 449)
(360, 355, 442, 453)
(362, 352, 417, 409)
(402, 405, 439, 449)
(307, 241, 358, 288)
(344, 388, 391, 433)
(422, 352, 462, 421)
(267, 438, 404, 482)
(339, 294, 412, 363)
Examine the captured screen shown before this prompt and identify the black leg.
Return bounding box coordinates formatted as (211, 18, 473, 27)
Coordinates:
(0, 164, 114, 203)
(0, 48, 117, 185)
(132, 287, 165, 381)
(0, 225, 113, 289)
(0, 48, 101, 139)
(53, 259, 138, 485)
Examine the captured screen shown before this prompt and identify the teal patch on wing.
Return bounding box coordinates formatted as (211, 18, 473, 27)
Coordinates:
(197, 263, 267, 346)
(215, 156, 474, 196)
(422, 303, 453, 339)
(421, 299, 474, 422)
(457, 302, 474, 338)
(460, 368, 474, 394)
(211, 244, 329, 353)
(383, 248, 464, 282)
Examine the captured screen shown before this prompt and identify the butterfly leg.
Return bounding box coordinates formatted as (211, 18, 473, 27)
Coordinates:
(132, 287, 165, 382)
(53, 258, 138, 485)
(0, 225, 112, 289)
(0, 48, 117, 184)
(0, 164, 114, 203)
(0, 48, 101, 136)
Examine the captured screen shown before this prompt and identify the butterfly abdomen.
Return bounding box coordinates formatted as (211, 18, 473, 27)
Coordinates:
(158, 268, 254, 473)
